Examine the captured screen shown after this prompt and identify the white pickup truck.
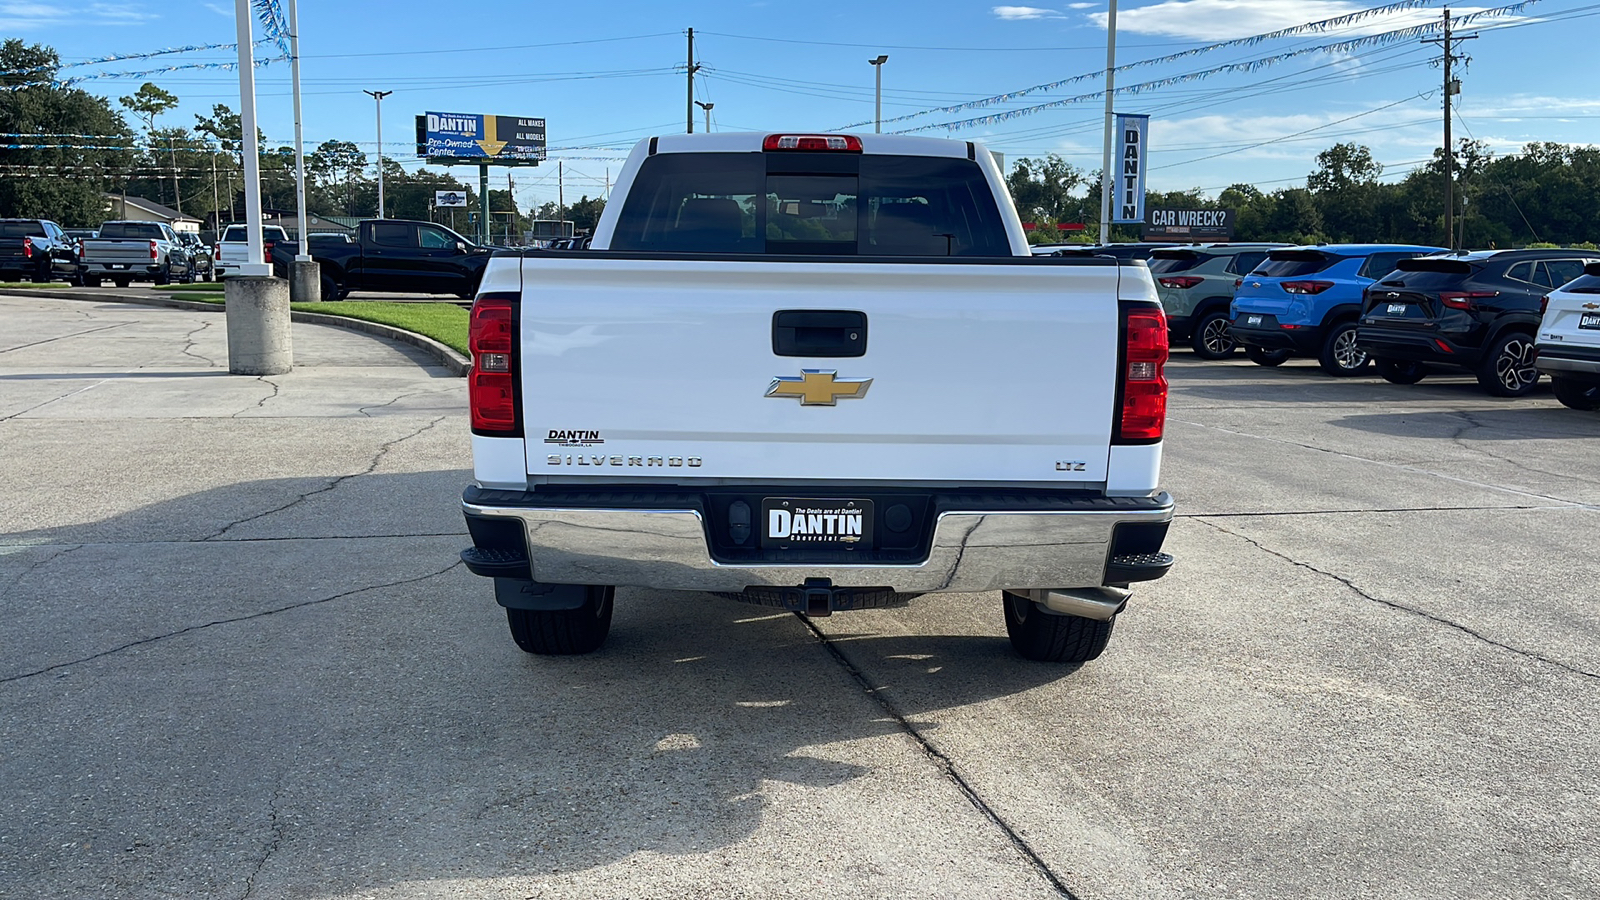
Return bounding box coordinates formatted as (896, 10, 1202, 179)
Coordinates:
(459, 133, 1175, 663)
(213, 224, 288, 279)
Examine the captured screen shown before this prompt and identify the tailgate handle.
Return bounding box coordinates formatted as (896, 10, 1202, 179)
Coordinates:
(772, 310, 867, 358)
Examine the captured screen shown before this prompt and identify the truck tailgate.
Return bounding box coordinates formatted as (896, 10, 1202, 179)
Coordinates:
(518, 257, 1124, 484)
(83, 240, 154, 264)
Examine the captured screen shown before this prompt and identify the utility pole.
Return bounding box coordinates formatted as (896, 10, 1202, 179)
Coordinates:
(869, 55, 889, 133)
(1098, 0, 1119, 244)
(696, 100, 714, 133)
(558, 160, 566, 234)
(210, 146, 220, 235)
(168, 135, 182, 215)
(686, 28, 699, 134)
(364, 89, 392, 218)
(508, 171, 515, 244)
(1425, 8, 1473, 250)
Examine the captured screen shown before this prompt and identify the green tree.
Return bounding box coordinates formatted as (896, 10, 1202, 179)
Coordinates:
(1007, 154, 1084, 232)
(568, 195, 606, 233)
(0, 40, 136, 225)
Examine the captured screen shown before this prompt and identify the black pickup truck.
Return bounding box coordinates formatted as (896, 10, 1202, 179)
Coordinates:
(270, 219, 497, 300)
(0, 218, 81, 283)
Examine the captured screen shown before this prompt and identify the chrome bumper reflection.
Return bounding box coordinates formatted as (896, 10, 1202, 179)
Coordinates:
(462, 493, 1173, 593)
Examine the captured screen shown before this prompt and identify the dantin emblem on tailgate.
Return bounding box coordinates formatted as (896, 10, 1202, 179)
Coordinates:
(766, 369, 873, 406)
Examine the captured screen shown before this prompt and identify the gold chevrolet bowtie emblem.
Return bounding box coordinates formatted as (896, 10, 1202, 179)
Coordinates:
(766, 369, 872, 406)
(1584, 302, 1600, 310)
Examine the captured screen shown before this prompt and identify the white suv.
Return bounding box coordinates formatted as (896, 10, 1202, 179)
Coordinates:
(1535, 261, 1600, 410)
(213, 224, 289, 278)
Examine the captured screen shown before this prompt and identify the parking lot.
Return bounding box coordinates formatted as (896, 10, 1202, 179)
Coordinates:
(2, 293, 1597, 899)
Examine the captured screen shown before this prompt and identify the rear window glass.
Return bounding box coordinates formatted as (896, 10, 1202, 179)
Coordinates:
(1360, 251, 1430, 279)
(0, 222, 45, 238)
(1148, 252, 1203, 274)
(1226, 251, 1269, 276)
(610, 152, 1010, 256)
(1563, 274, 1600, 294)
(1257, 252, 1339, 277)
(98, 223, 166, 239)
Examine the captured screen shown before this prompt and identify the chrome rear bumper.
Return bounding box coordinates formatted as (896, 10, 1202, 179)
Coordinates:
(462, 490, 1174, 593)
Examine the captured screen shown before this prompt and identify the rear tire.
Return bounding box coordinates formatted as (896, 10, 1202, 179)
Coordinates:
(1475, 331, 1540, 397)
(320, 274, 346, 302)
(1317, 321, 1369, 375)
(1189, 310, 1236, 360)
(84, 273, 102, 287)
(506, 585, 615, 655)
(112, 277, 131, 289)
(1002, 592, 1114, 663)
(1245, 345, 1290, 367)
(1552, 377, 1600, 411)
(1375, 358, 1427, 384)
(153, 265, 170, 286)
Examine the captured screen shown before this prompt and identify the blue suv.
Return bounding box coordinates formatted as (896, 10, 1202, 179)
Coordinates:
(1231, 244, 1446, 375)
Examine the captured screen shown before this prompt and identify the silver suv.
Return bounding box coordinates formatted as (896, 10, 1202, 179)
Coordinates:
(1150, 243, 1288, 359)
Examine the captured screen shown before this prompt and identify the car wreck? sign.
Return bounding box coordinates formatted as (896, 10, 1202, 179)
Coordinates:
(1143, 208, 1235, 241)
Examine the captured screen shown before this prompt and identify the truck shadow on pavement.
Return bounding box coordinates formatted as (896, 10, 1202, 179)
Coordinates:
(0, 471, 1072, 897)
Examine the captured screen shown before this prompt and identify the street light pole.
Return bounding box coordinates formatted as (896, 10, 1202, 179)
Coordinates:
(869, 55, 889, 133)
(364, 89, 392, 218)
(289, 0, 308, 259)
(1098, 0, 1119, 245)
(695, 100, 714, 133)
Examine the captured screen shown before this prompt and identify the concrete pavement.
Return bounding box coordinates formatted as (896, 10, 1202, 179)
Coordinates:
(2, 294, 1597, 899)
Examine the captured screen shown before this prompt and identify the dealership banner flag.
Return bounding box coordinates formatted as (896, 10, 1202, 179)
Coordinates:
(1113, 114, 1149, 225)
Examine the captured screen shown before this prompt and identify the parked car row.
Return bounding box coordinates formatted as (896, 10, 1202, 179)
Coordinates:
(0, 217, 213, 287)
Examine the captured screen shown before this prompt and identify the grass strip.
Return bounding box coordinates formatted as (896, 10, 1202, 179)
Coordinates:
(154, 282, 225, 291)
(291, 301, 469, 356)
(141, 295, 468, 356)
(0, 281, 69, 289)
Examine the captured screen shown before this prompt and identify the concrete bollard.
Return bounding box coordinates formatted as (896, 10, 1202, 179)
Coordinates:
(289, 259, 321, 304)
(225, 275, 293, 375)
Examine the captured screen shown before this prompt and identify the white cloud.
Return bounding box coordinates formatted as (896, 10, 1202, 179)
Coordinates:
(994, 6, 1067, 20)
(1087, 0, 1477, 42)
(0, 1, 151, 29)
(1067, 2, 1098, 7)
(203, 2, 231, 15)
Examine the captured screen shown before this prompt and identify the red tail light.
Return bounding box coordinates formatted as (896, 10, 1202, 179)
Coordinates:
(763, 134, 863, 152)
(1158, 276, 1203, 289)
(1540, 295, 1549, 316)
(21, 237, 32, 259)
(264, 241, 275, 257)
(1115, 306, 1169, 443)
(469, 295, 518, 435)
(149, 240, 158, 261)
(1233, 278, 1242, 290)
(1440, 290, 1498, 310)
(1281, 280, 1334, 295)
(214, 243, 222, 261)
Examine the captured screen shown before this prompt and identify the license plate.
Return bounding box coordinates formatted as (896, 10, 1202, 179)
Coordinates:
(1581, 313, 1600, 330)
(1387, 303, 1407, 314)
(761, 498, 873, 549)
(1246, 315, 1262, 326)
(110, 264, 128, 269)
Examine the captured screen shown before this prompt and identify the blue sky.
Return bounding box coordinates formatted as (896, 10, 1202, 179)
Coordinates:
(7, 0, 1598, 214)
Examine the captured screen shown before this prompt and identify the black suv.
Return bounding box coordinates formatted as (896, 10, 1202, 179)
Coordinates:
(1356, 248, 1600, 397)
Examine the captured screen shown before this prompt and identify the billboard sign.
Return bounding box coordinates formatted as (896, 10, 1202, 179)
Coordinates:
(435, 190, 468, 208)
(1143, 208, 1235, 241)
(419, 112, 545, 161)
(1112, 113, 1149, 224)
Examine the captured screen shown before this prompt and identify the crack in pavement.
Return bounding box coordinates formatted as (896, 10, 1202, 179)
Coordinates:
(202, 415, 449, 541)
(240, 784, 286, 900)
(180, 320, 218, 367)
(0, 560, 464, 685)
(0, 321, 133, 355)
(232, 376, 281, 417)
(1171, 418, 1600, 511)
(1446, 411, 1600, 486)
(1193, 517, 1600, 682)
(798, 614, 1083, 899)
(0, 544, 85, 605)
(356, 388, 454, 418)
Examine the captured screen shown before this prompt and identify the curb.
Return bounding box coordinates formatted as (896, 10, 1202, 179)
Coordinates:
(2, 287, 471, 377)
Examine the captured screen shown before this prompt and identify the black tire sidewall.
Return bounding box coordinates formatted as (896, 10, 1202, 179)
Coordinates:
(1190, 311, 1236, 360)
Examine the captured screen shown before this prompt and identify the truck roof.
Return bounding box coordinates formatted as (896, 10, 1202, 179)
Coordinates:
(645, 132, 984, 159)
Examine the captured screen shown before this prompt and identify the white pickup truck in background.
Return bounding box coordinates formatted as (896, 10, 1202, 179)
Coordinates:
(213, 224, 288, 279)
(459, 133, 1175, 663)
